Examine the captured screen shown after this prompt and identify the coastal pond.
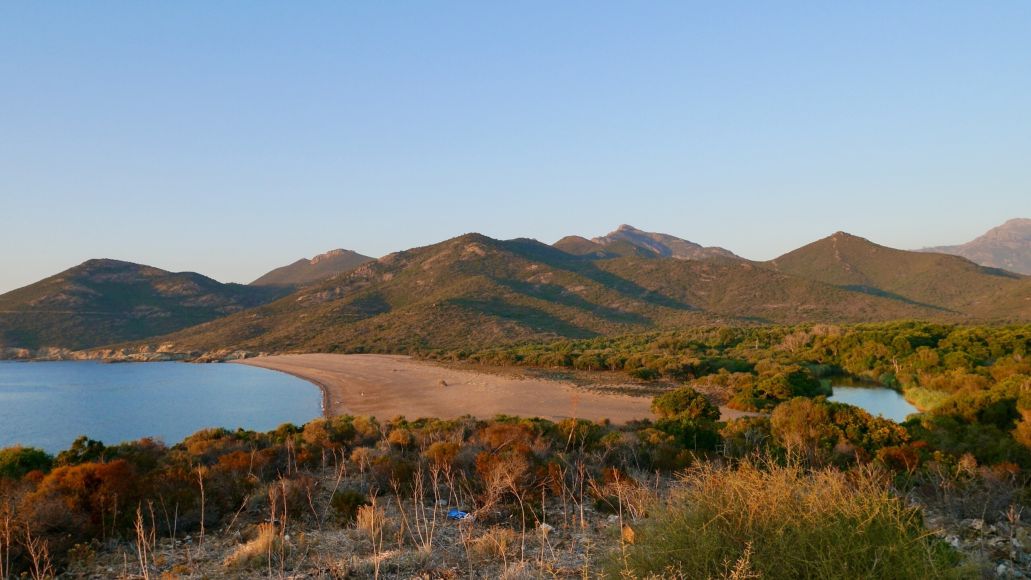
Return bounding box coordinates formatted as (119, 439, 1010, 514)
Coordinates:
(829, 385, 919, 423)
(0, 361, 322, 453)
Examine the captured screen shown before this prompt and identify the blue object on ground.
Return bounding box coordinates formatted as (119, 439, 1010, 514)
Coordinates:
(447, 508, 471, 520)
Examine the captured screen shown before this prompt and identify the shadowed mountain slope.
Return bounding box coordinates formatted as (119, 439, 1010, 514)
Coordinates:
(251, 249, 373, 287)
(0, 260, 290, 350)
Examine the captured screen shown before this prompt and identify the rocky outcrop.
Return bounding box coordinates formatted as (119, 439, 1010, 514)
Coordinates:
(925, 509, 1031, 577)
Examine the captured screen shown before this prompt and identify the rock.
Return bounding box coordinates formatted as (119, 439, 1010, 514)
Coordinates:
(538, 522, 554, 536)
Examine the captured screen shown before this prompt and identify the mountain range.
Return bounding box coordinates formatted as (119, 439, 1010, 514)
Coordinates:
(0, 221, 1027, 357)
(921, 218, 1031, 275)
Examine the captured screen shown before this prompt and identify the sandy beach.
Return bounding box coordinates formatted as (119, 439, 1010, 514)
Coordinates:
(237, 353, 754, 423)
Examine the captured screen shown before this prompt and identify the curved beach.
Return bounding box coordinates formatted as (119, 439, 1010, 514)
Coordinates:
(236, 353, 754, 423)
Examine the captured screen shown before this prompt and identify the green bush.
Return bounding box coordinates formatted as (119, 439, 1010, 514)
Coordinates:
(0, 446, 53, 479)
(651, 386, 720, 422)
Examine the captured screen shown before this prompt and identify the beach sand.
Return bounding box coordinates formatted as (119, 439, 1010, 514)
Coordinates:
(237, 353, 754, 423)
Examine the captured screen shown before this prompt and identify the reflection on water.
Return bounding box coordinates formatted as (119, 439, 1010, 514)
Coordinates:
(829, 386, 919, 423)
(0, 361, 322, 452)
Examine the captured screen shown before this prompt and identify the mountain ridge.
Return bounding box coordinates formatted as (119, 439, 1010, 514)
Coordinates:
(4, 227, 1029, 357)
(921, 218, 1031, 275)
(123, 231, 1025, 357)
(250, 248, 374, 287)
(0, 259, 290, 351)
(591, 224, 740, 260)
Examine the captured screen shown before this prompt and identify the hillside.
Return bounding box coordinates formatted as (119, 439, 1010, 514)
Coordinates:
(591, 224, 740, 260)
(921, 218, 1031, 275)
(139, 233, 961, 356)
(0, 259, 289, 351)
(251, 248, 373, 286)
(768, 232, 1029, 318)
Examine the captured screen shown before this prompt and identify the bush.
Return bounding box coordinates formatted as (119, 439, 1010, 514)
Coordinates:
(651, 387, 720, 422)
(330, 489, 370, 524)
(615, 460, 964, 579)
(0, 446, 53, 479)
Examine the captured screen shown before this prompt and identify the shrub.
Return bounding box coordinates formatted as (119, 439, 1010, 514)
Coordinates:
(651, 387, 720, 422)
(615, 460, 964, 579)
(0, 446, 53, 479)
(330, 489, 370, 524)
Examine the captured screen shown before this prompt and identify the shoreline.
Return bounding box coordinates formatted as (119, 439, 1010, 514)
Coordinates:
(237, 353, 759, 423)
(237, 353, 658, 423)
(236, 361, 333, 419)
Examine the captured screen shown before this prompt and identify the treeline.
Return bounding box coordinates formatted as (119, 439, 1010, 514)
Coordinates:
(431, 322, 1028, 396)
(427, 323, 1031, 463)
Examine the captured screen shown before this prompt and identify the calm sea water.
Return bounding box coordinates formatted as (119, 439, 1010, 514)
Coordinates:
(0, 361, 322, 453)
(829, 386, 919, 423)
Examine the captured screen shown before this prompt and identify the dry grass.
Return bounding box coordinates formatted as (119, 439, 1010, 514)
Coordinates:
(223, 522, 280, 570)
(469, 527, 518, 562)
(617, 458, 966, 579)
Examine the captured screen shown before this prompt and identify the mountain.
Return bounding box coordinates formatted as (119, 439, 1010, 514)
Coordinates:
(921, 218, 1031, 275)
(591, 225, 740, 260)
(0, 259, 290, 351)
(251, 249, 374, 287)
(768, 232, 1028, 318)
(138, 233, 984, 357)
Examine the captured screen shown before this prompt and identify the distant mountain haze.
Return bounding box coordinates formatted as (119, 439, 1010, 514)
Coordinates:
(921, 218, 1031, 275)
(590, 225, 741, 260)
(251, 249, 374, 287)
(0, 259, 290, 350)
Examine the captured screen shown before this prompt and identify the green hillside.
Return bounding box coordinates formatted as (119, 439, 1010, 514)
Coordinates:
(0, 259, 290, 350)
(767, 232, 1027, 316)
(142, 233, 964, 355)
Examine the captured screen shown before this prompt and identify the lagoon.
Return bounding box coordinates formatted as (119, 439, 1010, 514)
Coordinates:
(0, 361, 322, 453)
(829, 386, 919, 423)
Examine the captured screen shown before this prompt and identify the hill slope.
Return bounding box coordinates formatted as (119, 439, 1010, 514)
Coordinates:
(921, 218, 1031, 275)
(768, 232, 1028, 318)
(592, 225, 740, 260)
(143, 233, 960, 356)
(251, 249, 373, 287)
(0, 260, 290, 351)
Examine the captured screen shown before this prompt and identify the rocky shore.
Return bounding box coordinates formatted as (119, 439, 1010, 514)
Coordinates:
(0, 344, 260, 363)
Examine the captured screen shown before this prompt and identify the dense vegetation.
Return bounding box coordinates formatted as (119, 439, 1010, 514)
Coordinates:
(2, 322, 1029, 576)
(1, 352, 1029, 575)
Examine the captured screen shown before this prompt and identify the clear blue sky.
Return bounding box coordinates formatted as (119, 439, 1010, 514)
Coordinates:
(1, 2, 1029, 293)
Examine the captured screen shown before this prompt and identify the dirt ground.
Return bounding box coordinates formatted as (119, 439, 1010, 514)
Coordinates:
(237, 353, 753, 423)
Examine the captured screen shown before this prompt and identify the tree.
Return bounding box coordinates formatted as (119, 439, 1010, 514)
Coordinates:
(651, 387, 720, 422)
(0, 446, 53, 479)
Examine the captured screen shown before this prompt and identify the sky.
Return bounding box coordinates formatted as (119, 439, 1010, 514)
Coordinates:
(1, 2, 1029, 293)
